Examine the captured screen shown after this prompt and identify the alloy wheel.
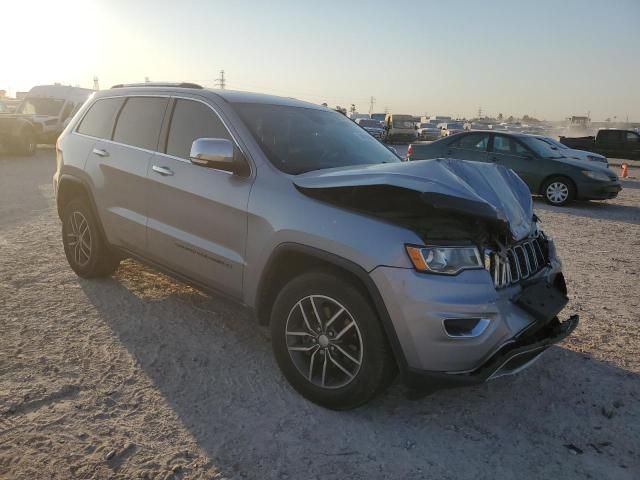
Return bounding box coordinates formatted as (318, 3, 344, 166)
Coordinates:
(285, 295, 363, 389)
(66, 211, 92, 266)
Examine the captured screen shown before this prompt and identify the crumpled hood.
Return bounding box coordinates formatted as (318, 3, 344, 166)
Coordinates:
(294, 158, 534, 241)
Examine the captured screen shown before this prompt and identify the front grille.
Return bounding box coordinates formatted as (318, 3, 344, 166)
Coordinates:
(487, 234, 549, 288)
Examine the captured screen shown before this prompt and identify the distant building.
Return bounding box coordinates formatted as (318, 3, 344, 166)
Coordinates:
(0, 90, 6, 99)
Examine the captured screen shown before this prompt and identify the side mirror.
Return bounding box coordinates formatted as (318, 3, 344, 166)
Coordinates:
(189, 138, 250, 177)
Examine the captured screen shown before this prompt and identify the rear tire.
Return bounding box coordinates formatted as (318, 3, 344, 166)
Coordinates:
(542, 176, 575, 206)
(61, 199, 120, 278)
(12, 130, 37, 156)
(270, 270, 396, 410)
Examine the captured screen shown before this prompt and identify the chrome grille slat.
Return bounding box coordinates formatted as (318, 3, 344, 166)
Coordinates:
(487, 236, 549, 289)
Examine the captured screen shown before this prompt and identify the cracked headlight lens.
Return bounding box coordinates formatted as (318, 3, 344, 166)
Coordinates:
(405, 245, 483, 275)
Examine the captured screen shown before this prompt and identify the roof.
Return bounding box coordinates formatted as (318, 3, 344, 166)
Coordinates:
(104, 84, 325, 110)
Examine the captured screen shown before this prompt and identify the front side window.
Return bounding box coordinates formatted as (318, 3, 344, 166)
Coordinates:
(599, 130, 620, 142)
(626, 132, 639, 143)
(165, 99, 232, 160)
(233, 103, 400, 174)
(451, 133, 489, 151)
(493, 135, 513, 153)
(77, 97, 125, 139)
(18, 97, 65, 116)
(113, 97, 169, 150)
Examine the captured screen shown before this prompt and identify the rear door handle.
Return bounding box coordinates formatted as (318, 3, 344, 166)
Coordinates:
(152, 165, 174, 176)
(92, 148, 109, 157)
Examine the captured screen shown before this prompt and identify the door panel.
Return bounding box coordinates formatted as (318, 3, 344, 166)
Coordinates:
(489, 135, 537, 191)
(85, 140, 153, 251)
(145, 97, 251, 299)
(145, 155, 250, 298)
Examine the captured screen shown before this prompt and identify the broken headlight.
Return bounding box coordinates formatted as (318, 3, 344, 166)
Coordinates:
(405, 245, 483, 275)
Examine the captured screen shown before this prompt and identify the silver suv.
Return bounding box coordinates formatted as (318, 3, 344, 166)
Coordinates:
(54, 83, 578, 409)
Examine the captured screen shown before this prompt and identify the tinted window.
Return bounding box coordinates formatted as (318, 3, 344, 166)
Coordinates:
(626, 132, 639, 143)
(493, 135, 515, 153)
(598, 130, 620, 142)
(233, 103, 400, 174)
(166, 99, 232, 159)
(77, 98, 124, 139)
(451, 133, 489, 151)
(113, 97, 168, 150)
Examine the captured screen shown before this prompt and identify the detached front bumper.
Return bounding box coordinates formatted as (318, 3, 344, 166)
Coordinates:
(370, 257, 577, 389)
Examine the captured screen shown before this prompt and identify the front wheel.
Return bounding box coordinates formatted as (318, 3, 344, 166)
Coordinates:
(271, 270, 396, 410)
(543, 177, 575, 206)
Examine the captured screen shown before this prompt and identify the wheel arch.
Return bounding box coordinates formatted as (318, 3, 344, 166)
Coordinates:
(255, 243, 408, 373)
(539, 174, 577, 197)
(56, 175, 108, 242)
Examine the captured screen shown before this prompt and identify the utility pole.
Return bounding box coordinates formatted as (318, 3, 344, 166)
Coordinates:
(368, 96, 376, 116)
(145, 76, 150, 83)
(215, 70, 226, 89)
(93, 76, 99, 90)
(478, 106, 482, 118)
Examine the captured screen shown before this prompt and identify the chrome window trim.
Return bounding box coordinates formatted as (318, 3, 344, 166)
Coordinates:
(71, 92, 253, 177)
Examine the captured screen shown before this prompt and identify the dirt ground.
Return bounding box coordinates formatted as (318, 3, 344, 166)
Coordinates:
(1, 149, 639, 479)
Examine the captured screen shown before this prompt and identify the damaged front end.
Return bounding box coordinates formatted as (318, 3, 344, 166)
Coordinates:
(294, 158, 578, 387)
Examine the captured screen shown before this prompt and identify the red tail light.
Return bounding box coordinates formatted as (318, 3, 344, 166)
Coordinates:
(406, 144, 413, 160)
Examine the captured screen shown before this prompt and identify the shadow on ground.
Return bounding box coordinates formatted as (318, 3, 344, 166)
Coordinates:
(534, 195, 640, 226)
(79, 263, 640, 479)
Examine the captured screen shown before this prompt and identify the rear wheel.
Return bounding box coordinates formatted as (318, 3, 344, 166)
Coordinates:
(271, 270, 396, 409)
(542, 177, 575, 206)
(61, 199, 120, 278)
(12, 130, 36, 156)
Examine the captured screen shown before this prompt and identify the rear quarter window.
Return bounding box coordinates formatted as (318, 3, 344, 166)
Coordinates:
(76, 97, 125, 139)
(113, 97, 169, 151)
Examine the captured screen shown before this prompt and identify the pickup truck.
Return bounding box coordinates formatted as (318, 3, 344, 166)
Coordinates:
(0, 85, 92, 156)
(560, 129, 640, 160)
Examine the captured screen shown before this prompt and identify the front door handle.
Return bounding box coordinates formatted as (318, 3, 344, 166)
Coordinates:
(92, 148, 109, 157)
(152, 165, 174, 176)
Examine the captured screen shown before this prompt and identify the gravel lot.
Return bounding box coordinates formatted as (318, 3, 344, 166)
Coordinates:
(1, 149, 639, 479)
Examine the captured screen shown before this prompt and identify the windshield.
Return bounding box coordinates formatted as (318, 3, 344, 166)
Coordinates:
(17, 97, 65, 116)
(358, 119, 381, 128)
(419, 123, 437, 129)
(392, 118, 415, 129)
(521, 136, 566, 159)
(233, 103, 401, 174)
(447, 123, 464, 130)
(536, 136, 568, 150)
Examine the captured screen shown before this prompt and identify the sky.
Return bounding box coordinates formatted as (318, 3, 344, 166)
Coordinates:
(2, 0, 639, 121)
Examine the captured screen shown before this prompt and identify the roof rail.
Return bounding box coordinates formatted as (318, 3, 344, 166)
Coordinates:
(110, 82, 204, 89)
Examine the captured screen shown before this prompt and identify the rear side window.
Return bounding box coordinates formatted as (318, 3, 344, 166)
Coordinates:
(77, 98, 124, 139)
(626, 132, 639, 143)
(113, 97, 169, 150)
(165, 99, 232, 160)
(451, 133, 489, 151)
(598, 130, 621, 142)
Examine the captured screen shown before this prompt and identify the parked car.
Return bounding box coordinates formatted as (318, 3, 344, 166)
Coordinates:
(408, 131, 621, 206)
(531, 135, 608, 165)
(383, 113, 418, 143)
(416, 122, 440, 141)
(560, 129, 640, 160)
(355, 118, 384, 139)
(438, 122, 465, 137)
(54, 83, 577, 409)
(0, 85, 93, 155)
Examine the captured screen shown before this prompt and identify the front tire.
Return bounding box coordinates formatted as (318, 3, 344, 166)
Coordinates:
(543, 177, 575, 206)
(61, 199, 120, 278)
(271, 270, 396, 409)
